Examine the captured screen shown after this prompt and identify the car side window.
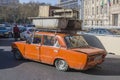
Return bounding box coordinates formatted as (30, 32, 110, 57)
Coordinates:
(43, 35, 60, 47)
(33, 35, 42, 44)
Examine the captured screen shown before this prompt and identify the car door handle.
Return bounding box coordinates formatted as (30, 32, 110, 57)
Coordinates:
(54, 50, 58, 53)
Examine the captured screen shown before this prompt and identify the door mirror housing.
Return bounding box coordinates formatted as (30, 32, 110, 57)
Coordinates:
(26, 40, 31, 44)
(26, 38, 32, 44)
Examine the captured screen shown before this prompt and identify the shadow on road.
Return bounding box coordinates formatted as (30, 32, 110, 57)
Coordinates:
(0, 49, 27, 69)
(69, 58, 120, 76)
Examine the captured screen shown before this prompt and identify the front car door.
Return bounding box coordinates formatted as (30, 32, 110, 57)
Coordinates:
(24, 34, 42, 61)
(40, 35, 60, 64)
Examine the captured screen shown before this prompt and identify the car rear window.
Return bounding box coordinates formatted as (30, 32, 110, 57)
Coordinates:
(64, 35, 89, 48)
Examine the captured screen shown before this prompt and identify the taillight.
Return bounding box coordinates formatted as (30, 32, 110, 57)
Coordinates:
(88, 56, 94, 62)
(102, 54, 106, 58)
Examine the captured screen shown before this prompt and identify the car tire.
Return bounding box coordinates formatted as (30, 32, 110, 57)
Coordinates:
(13, 49, 23, 60)
(8, 33, 13, 38)
(55, 59, 69, 71)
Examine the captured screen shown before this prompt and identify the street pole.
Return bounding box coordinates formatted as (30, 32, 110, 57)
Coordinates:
(80, 0, 84, 30)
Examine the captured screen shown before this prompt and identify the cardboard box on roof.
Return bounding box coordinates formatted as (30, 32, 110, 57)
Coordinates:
(31, 17, 82, 30)
(28, 5, 82, 31)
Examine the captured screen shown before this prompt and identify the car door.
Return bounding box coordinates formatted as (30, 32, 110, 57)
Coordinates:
(24, 34, 42, 61)
(40, 35, 60, 64)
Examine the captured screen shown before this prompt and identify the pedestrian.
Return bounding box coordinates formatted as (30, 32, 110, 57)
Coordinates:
(13, 25, 20, 41)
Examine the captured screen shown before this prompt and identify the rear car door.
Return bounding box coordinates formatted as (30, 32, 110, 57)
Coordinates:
(40, 35, 60, 64)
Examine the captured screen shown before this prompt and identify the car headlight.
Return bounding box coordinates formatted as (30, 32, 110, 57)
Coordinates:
(4, 32, 9, 34)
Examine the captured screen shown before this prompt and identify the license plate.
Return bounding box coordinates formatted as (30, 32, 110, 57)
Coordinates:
(94, 55, 102, 61)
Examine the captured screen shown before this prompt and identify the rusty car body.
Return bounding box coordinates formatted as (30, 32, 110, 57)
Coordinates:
(11, 31, 106, 71)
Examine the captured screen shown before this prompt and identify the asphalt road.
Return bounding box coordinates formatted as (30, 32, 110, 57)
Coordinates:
(0, 38, 120, 80)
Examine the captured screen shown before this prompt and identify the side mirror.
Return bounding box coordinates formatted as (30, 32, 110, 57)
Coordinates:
(26, 40, 31, 44)
(26, 39, 32, 44)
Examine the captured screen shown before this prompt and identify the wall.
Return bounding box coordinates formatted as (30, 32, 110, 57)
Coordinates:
(38, 6, 50, 17)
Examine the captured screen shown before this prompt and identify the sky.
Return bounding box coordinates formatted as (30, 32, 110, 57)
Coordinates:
(19, 0, 58, 5)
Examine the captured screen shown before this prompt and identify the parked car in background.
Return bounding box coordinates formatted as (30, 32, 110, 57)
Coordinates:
(0, 26, 12, 38)
(87, 28, 116, 36)
(20, 27, 34, 40)
(11, 31, 106, 71)
(26, 24, 35, 30)
(5, 25, 13, 37)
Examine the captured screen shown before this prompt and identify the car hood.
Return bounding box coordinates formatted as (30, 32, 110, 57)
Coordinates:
(71, 47, 105, 56)
(0, 30, 8, 32)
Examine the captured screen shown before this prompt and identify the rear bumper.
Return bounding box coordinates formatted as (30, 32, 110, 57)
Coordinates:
(82, 59, 104, 70)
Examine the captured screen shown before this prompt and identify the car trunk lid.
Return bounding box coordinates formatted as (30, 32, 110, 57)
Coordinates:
(71, 47, 105, 56)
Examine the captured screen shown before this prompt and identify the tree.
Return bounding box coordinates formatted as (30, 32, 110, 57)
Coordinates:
(0, 2, 49, 24)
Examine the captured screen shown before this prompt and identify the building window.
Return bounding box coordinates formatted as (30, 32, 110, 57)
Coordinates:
(92, 7, 94, 15)
(85, 20, 87, 25)
(116, 0, 119, 3)
(97, 6, 98, 14)
(100, 6, 103, 14)
(92, 0, 94, 4)
(85, 1, 87, 5)
(101, 21, 102, 26)
(113, 0, 115, 4)
(97, 21, 99, 26)
(112, 14, 118, 26)
(85, 9, 87, 15)
(92, 21, 93, 25)
(104, 4, 107, 14)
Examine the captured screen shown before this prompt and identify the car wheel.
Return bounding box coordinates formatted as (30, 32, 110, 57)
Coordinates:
(13, 49, 23, 60)
(8, 33, 13, 38)
(55, 59, 69, 71)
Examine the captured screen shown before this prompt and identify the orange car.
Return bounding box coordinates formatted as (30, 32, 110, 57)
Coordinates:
(11, 31, 106, 71)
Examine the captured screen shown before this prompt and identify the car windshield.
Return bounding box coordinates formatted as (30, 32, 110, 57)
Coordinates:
(0, 27, 6, 30)
(64, 35, 89, 48)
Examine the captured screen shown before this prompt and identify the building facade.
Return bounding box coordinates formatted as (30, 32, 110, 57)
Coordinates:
(58, 0, 80, 19)
(38, 5, 79, 19)
(0, 0, 19, 5)
(84, 0, 120, 26)
(58, 0, 79, 10)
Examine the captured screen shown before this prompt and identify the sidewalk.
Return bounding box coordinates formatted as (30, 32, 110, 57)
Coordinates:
(106, 54, 120, 58)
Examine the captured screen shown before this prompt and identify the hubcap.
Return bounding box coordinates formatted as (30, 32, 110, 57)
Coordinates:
(56, 60, 68, 71)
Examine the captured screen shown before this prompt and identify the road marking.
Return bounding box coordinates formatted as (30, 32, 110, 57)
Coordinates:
(0, 46, 11, 51)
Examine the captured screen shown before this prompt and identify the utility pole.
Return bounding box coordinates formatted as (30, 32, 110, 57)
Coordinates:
(80, 0, 84, 30)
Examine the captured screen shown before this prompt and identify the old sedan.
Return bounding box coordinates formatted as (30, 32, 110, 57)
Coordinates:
(0, 26, 12, 38)
(11, 31, 106, 71)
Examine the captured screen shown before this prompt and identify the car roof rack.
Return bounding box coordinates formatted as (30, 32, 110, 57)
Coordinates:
(36, 28, 78, 34)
